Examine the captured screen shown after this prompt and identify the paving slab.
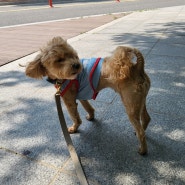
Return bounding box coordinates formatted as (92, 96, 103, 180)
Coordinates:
(1, 5, 185, 185)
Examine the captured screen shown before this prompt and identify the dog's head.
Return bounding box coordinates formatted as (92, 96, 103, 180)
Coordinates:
(25, 37, 82, 80)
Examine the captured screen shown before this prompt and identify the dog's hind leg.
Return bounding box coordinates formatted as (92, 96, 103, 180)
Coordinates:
(141, 102, 151, 131)
(80, 100, 95, 121)
(129, 114, 147, 155)
(120, 93, 148, 155)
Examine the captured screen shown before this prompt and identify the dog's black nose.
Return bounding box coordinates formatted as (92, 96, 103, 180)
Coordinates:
(72, 63, 80, 70)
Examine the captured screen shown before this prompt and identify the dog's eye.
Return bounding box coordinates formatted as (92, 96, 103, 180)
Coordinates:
(56, 58, 65, 63)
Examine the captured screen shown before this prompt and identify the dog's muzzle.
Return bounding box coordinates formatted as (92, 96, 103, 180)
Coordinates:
(72, 63, 81, 70)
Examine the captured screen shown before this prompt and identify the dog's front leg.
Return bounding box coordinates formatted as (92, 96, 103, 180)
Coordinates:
(63, 98, 82, 133)
(62, 93, 82, 134)
(80, 100, 95, 121)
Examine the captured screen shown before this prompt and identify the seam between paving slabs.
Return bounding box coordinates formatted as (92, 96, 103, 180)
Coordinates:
(0, 146, 75, 176)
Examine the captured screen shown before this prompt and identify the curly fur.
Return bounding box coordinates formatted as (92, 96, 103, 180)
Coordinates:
(25, 36, 151, 155)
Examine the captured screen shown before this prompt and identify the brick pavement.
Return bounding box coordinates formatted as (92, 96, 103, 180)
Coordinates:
(0, 13, 126, 66)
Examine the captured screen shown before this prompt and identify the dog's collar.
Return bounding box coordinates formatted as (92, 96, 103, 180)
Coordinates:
(46, 78, 57, 84)
(47, 78, 66, 93)
(46, 78, 65, 85)
(47, 78, 71, 95)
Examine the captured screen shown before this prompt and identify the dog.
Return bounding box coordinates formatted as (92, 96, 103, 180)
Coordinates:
(25, 36, 151, 155)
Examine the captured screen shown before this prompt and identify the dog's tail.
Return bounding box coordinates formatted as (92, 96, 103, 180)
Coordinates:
(122, 47, 147, 85)
(107, 46, 146, 80)
(127, 47, 149, 86)
(132, 48, 145, 74)
(123, 47, 145, 74)
(116, 46, 145, 73)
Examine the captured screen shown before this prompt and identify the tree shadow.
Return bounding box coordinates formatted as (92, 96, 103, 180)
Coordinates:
(85, 20, 185, 184)
(1, 19, 185, 184)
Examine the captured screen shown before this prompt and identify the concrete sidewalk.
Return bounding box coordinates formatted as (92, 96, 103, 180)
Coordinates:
(1, 5, 185, 185)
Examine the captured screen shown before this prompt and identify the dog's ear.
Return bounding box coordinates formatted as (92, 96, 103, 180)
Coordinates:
(25, 54, 46, 79)
(52, 36, 65, 44)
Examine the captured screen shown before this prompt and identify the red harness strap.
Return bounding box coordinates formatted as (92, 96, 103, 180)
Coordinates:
(89, 58, 101, 100)
(55, 79, 79, 97)
(55, 58, 101, 99)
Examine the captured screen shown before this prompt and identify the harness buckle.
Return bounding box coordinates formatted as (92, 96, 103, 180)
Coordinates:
(55, 80, 63, 95)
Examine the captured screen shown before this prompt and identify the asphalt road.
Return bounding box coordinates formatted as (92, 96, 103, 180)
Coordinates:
(0, 0, 185, 27)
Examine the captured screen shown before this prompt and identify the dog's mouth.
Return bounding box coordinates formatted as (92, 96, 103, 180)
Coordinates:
(71, 67, 81, 75)
(68, 63, 82, 79)
(69, 69, 81, 79)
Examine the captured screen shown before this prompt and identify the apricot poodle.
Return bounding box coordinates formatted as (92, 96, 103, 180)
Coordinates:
(25, 37, 151, 155)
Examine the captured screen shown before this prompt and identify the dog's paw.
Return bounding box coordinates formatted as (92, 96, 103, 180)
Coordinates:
(86, 114, 94, 121)
(138, 147, 148, 155)
(68, 126, 77, 134)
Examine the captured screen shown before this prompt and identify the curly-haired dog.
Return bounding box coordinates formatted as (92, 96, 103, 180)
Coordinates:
(25, 36, 151, 155)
